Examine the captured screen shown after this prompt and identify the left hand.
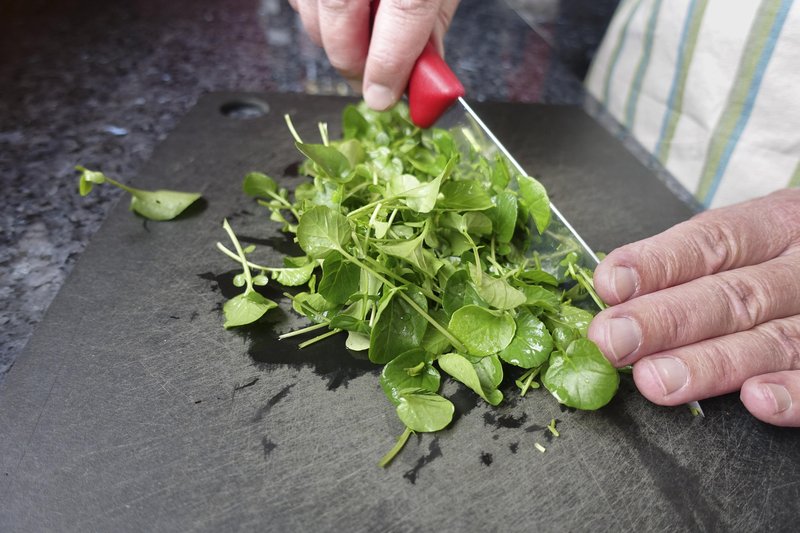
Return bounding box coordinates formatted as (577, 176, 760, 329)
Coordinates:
(588, 188, 800, 427)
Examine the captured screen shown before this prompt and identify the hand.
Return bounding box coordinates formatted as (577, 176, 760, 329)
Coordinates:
(288, 0, 460, 110)
(588, 188, 800, 427)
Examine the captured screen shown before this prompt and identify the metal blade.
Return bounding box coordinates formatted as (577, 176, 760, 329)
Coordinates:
(436, 97, 600, 276)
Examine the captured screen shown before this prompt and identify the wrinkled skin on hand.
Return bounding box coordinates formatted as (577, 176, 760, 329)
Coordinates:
(589, 188, 800, 427)
(289, 0, 460, 110)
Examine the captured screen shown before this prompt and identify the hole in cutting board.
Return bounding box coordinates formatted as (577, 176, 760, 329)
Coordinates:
(220, 99, 269, 119)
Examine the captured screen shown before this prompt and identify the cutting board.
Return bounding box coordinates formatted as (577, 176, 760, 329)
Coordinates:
(1, 93, 798, 532)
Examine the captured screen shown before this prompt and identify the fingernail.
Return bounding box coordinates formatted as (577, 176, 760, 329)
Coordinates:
(364, 84, 395, 111)
(611, 266, 637, 302)
(760, 383, 792, 414)
(646, 357, 689, 396)
(606, 317, 641, 362)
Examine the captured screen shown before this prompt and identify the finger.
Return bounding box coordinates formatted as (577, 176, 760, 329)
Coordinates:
(318, 0, 371, 87)
(430, 0, 460, 56)
(294, 0, 322, 46)
(594, 188, 800, 305)
(740, 371, 800, 427)
(363, 0, 443, 110)
(588, 254, 800, 365)
(629, 315, 800, 406)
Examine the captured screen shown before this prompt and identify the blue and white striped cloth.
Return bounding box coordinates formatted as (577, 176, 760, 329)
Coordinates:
(586, 0, 800, 208)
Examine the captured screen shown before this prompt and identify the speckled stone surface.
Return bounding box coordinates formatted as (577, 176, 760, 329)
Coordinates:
(0, 0, 619, 380)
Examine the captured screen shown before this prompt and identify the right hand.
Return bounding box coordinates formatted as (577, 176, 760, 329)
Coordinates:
(289, 0, 460, 110)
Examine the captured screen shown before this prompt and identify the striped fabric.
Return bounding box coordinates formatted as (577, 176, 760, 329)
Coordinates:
(586, 0, 800, 208)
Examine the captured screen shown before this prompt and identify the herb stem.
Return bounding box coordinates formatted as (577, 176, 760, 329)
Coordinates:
(568, 263, 606, 311)
(318, 122, 329, 146)
(258, 190, 301, 220)
(396, 290, 465, 353)
(278, 322, 329, 339)
(378, 426, 413, 468)
(298, 328, 342, 348)
(216, 242, 313, 274)
(338, 248, 463, 351)
(347, 195, 402, 219)
(222, 219, 254, 293)
(516, 366, 542, 397)
(359, 253, 442, 304)
(285, 114, 303, 144)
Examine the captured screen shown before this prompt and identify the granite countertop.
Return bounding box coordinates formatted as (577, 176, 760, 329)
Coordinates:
(0, 0, 618, 381)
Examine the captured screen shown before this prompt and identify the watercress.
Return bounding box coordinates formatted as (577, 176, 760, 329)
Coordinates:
(216, 102, 619, 466)
(77, 166, 201, 221)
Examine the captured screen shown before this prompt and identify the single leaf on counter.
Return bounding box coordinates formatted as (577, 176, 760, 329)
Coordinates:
(129, 189, 203, 221)
(76, 166, 201, 221)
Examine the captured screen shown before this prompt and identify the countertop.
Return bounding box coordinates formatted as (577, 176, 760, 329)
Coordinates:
(0, 0, 619, 380)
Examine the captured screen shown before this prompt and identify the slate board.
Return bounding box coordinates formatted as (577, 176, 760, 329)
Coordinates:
(1, 92, 798, 532)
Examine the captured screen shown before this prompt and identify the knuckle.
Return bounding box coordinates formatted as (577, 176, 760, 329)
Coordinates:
(390, 0, 439, 17)
(715, 274, 764, 330)
(638, 291, 693, 350)
(368, 48, 410, 77)
(319, 0, 352, 11)
(689, 217, 738, 274)
(697, 341, 740, 389)
(772, 189, 800, 237)
(761, 319, 800, 370)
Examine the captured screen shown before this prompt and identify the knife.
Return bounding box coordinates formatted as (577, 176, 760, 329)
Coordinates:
(407, 41, 600, 278)
(405, 38, 705, 417)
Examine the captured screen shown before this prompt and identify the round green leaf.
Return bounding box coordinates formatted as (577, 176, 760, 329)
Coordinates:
(542, 339, 619, 410)
(517, 174, 551, 234)
(129, 189, 202, 221)
(442, 269, 485, 317)
(369, 288, 428, 364)
(499, 308, 554, 368)
(437, 353, 504, 406)
(318, 253, 360, 305)
(380, 349, 441, 406)
(296, 205, 352, 259)
(396, 389, 454, 433)
(544, 304, 594, 336)
(448, 305, 515, 356)
(223, 291, 278, 329)
(242, 172, 278, 198)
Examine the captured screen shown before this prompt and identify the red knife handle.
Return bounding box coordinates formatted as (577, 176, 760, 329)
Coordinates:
(407, 41, 465, 128)
(369, 0, 465, 128)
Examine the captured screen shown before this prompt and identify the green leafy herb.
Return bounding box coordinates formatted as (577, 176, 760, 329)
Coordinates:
(542, 339, 619, 410)
(438, 352, 504, 406)
(77, 166, 201, 221)
(219, 219, 278, 328)
(215, 101, 617, 466)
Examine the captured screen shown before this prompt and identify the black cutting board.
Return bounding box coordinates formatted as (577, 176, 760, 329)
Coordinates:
(1, 93, 797, 532)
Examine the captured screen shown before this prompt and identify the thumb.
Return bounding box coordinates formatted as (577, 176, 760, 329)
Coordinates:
(363, 0, 459, 110)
